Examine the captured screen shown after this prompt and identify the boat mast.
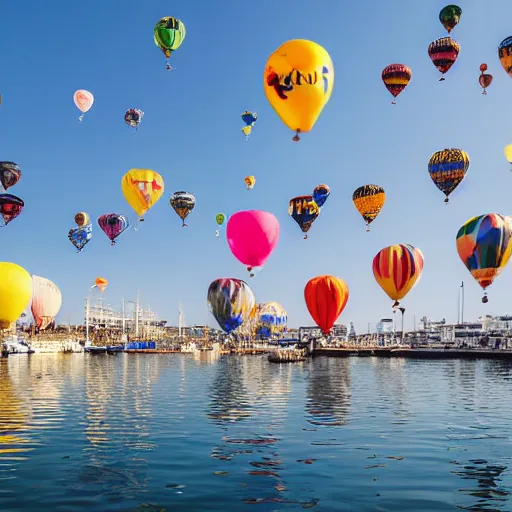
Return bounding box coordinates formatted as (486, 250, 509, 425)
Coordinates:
(178, 301, 183, 339)
(85, 297, 90, 342)
(135, 289, 140, 337)
(122, 298, 125, 335)
(460, 281, 464, 325)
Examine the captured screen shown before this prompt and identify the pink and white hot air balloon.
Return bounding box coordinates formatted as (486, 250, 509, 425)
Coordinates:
(31, 275, 62, 330)
(73, 89, 94, 121)
(226, 210, 280, 277)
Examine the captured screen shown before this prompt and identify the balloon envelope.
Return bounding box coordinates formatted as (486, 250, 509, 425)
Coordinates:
(121, 169, 164, 219)
(98, 213, 129, 245)
(498, 37, 512, 78)
(456, 214, 512, 293)
(31, 275, 62, 330)
(312, 184, 330, 208)
(0, 194, 24, 225)
(439, 5, 462, 33)
(263, 39, 334, 139)
(226, 210, 280, 270)
(0, 162, 21, 190)
(154, 16, 186, 57)
(373, 244, 424, 306)
(207, 278, 256, 334)
(94, 277, 108, 293)
(304, 275, 349, 335)
(0, 262, 32, 329)
(353, 185, 386, 228)
(381, 64, 412, 100)
(428, 148, 469, 201)
(73, 90, 94, 113)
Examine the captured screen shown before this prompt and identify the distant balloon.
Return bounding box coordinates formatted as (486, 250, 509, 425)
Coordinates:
(505, 144, 512, 170)
(31, 275, 62, 330)
(227, 210, 280, 277)
(456, 214, 512, 303)
(288, 195, 320, 239)
(170, 191, 196, 227)
(352, 185, 386, 231)
(74, 212, 90, 227)
(207, 278, 256, 334)
(304, 275, 349, 335)
(478, 63, 493, 95)
(0, 194, 24, 226)
(0, 262, 32, 329)
(241, 111, 257, 140)
(373, 244, 424, 307)
(498, 37, 512, 79)
(94, 277, 108, 293)
(121, 168, 165, 222)
(381, 64, 412, 104)
(125, 108, 144, 128)
(312, 184, 330, 208)
(244, 176, 256, 190)
(73, 89, 94, 121)
(439, 5, 462, 34)
(254, 302, 287, 339)
(264, 39, 334, 141)
(428, 37, 460, 80)
(98, 213, 129, 246)
(154, 16, 186, 70)
(0, 162, 21, 190)
(68, 224, 92, 253)
(428, 148, 469, 203)
(215, 212, 226, 237)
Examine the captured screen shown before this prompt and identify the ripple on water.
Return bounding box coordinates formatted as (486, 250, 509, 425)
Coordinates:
(0, 354, 510, 510)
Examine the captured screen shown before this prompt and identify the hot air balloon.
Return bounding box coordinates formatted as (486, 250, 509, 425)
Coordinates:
(170, 191, 195, 227)
(216, 212, 226, 237)
(479, 64, 493, 94)
(428, 148, 469, 203)
(207, 278, 256, 334)
(68, 224, 92, 253)
(0, 194, 24, 226)
(124, 108, 144, 128)
(93, 277, 108, 293)
(352, 185, 386, 231)
(439, 5, 462, 34)
(241, 111, 257, 140)
(312, 184, 330, 208)
(74, 212, 90, 227)
(505, 145, 512, 170)
(244, 176, 256, 190)
(154, 16, 186, 70)
(373, 244, 424, 308)
(98, 213, 129, 246)
(227, 210, 280, 277)
(0, 162, 21, 191)
(288, 195, 320, 239)
(381, 64, 412, 104)
(264, 39, 334, 141)
(304, 275, 349, 336)
(73, 89, 94, 121)
(31, 275, 62, 330)
(456, 214, 512, 303)
(0, 262, 32, 329)
(498, 37, 512, 79)
(121, 168, 165, 223)
(254, 302, 287, 339)
(428, 37, 460, 81)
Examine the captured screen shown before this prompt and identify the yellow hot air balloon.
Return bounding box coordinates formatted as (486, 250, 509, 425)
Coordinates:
(263, 39, 334, 141)
(0, 262, 32, 329)
(121, 168, 165, 221)
(505, 144, 512, 170)
(244, 175, 256, 190)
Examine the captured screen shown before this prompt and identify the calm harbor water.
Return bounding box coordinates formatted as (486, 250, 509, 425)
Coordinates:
(1, 353, 511, 511)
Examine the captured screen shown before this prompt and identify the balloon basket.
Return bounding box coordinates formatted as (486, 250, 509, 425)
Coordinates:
(365, 226, 370, 232)
(482, 294, 488, 304)
(444, 197, 449, 204)
(292, 130, 300, 142)
(439, 77, 445, 82)
(391, 100, 396, 105)
(482, 90, 487, 95)
(79, 114, 84, 122)
(111, 241, 116, 246)
(303, 234, 308, 239)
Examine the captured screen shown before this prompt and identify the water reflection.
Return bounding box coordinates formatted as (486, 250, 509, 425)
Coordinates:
(0, 354, 510, 511)
(305, 357, 351, 426)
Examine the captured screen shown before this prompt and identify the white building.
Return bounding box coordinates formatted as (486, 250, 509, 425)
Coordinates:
(376, 318, 393, 334)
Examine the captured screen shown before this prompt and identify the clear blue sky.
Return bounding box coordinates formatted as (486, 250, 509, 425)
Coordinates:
(1, 0, 512, 332)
